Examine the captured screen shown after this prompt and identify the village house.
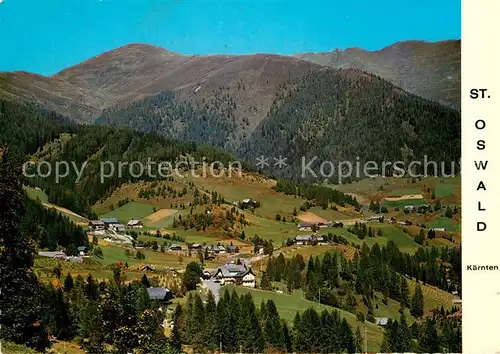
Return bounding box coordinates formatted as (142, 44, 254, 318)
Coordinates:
(375, 317, 389, 326)
(225, 244, 240, 253)
(169, 244, 182, 251)
(241, 198, 259, 209)
(297, 222, 313, 231)
(366, 215, 383, 222)
(88, 220, 105, 231)
(38, 251, 83, 263)
(147, 288, 173, 304)
(190, 244, 203, 251)
(295, 235, 315, 245)
(141, 265, 155, 272)
(109, 223, 126, 233)
(404, 205, 417, 213)
(101, 217, 118, 229)
(127, 219, 144, 229)
(212, 262, 256, 287)
(331, 221, 344, 228)
(77, 246, 88, 256)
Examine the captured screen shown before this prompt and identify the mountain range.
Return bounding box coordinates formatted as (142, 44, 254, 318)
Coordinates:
(0, 40, 461, 179)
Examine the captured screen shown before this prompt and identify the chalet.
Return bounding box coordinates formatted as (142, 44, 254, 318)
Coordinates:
(101, 217, 118, 228)
(213, 263, 256, 287)
(241, 198, 258, 208)
(110, 223, 126, 233)
(316, 235, 326, 245)
(141, 265, 155, 272)
(295, 235, 314, 245)
(214, 245, 226, 254)
(169, 244, 182, 251)
(366, 215, 383, 222)
(147, 288, 173, 304)
(375, 317, 389, 326)
(190, 244, 203, 251)
(127, 219, 143, 229)
(38, 251, 66, 259)
(88, 220, 105, 230)
(404, 205, 417, 213)
(298, 222, 313, 231)
(225, 245, 240, 254)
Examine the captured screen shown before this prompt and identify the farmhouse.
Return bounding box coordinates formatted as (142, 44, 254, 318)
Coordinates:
(88, 220, 105, 231)
(225, 244, 240, 253)
(241, 198, 259, 208)
(169, 244, 182, 251)
(404, 205, 417, 213)
(190, 244, 203, 251)
(147, 287, 173, 304)
(109, 223, 126, 233)
(431, 227, 446, 232)
(77, 246, 88, 256)
(295, 235, 315, 245)
(141, 265, 155, 272)
(331, 221, 344, 228)
(298, 222, 314, 231)
(101, 217, 118, 228)
(375, 317, 389, 326)
(213, 263, 256, 287)
(366, 215, 383, 222)
(127, 219, 143, 228)
(38, 251, 83, 263)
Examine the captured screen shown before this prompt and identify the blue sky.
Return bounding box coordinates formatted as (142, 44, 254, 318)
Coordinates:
(0, 0, 460, 75)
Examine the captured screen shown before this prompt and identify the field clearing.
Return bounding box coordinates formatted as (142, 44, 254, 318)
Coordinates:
(243, 215, 297, 244)
(386, 187, 422, 197)
(407, 278, 454, 314)
(99, 201, 156, 222)
(297, 211, 329, 223)
(98, 244, 223, 270)
(427, 216, 461, 232)
(145, 208, 177, 222)
(24, 186, 49, 203)
(319, 224, 420, 254)
(382, 198, 428, 209)
(94, 181, 195, 215)
(225, 285, 384, 352)
(188, 173, 305, 220)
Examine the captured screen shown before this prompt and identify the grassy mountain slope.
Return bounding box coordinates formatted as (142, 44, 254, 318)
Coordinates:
(1, 44, 320, 123)
(294, 40, 461, 109)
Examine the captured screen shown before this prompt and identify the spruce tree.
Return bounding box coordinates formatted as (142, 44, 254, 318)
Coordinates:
(419, 318, 440, 353)
(0, 154, 50, 351)
(410, 283, 424, 318)
(263, 300, 285, 349)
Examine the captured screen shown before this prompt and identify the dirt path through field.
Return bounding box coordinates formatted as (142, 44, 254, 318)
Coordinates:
(43, 202, 88, 223)
(384, 194, 424, 201)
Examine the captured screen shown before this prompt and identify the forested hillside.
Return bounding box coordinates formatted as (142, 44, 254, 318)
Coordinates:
(239, 69, 460, 180)
(92, 67, 460, 182)
(0, 99, 240, 217)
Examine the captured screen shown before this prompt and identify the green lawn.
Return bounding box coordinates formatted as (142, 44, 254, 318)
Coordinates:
(319, 224, 420, 254)
(427, 217, 461, 232)
(225, 285, 384, 352)
(99, 201, 156, 223)
(243, 215, 298, 244)
(382, 198, 428, 209)
(24, 186, 49, 203)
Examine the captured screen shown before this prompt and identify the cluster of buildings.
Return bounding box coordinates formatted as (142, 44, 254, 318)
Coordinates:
(404, 204, 432, 213)
(294, 234, 327, 245)
(38, 250, 85, 263)
(88, 217, 144, 233)
(167, 243, 240, 255)
(297, 221, 343, 231)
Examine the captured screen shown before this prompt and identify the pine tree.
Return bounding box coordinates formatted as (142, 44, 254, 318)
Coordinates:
(0, 154, 50, 351)
(79, 301, 105, 353)
(64, 272, 74, 292)
(263, 300, 285, 349)
(260, 272, 271, 290)
(141, 273, 150, 288)
(170, 304, 183, 352)
(282, 321, 293, 353)
(204, 291, 218, 349)
(419, 318, 440, 353)
(401, 276, 410, 307)
(410, 284, 424, 318)
(396, 313, 412, 352)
